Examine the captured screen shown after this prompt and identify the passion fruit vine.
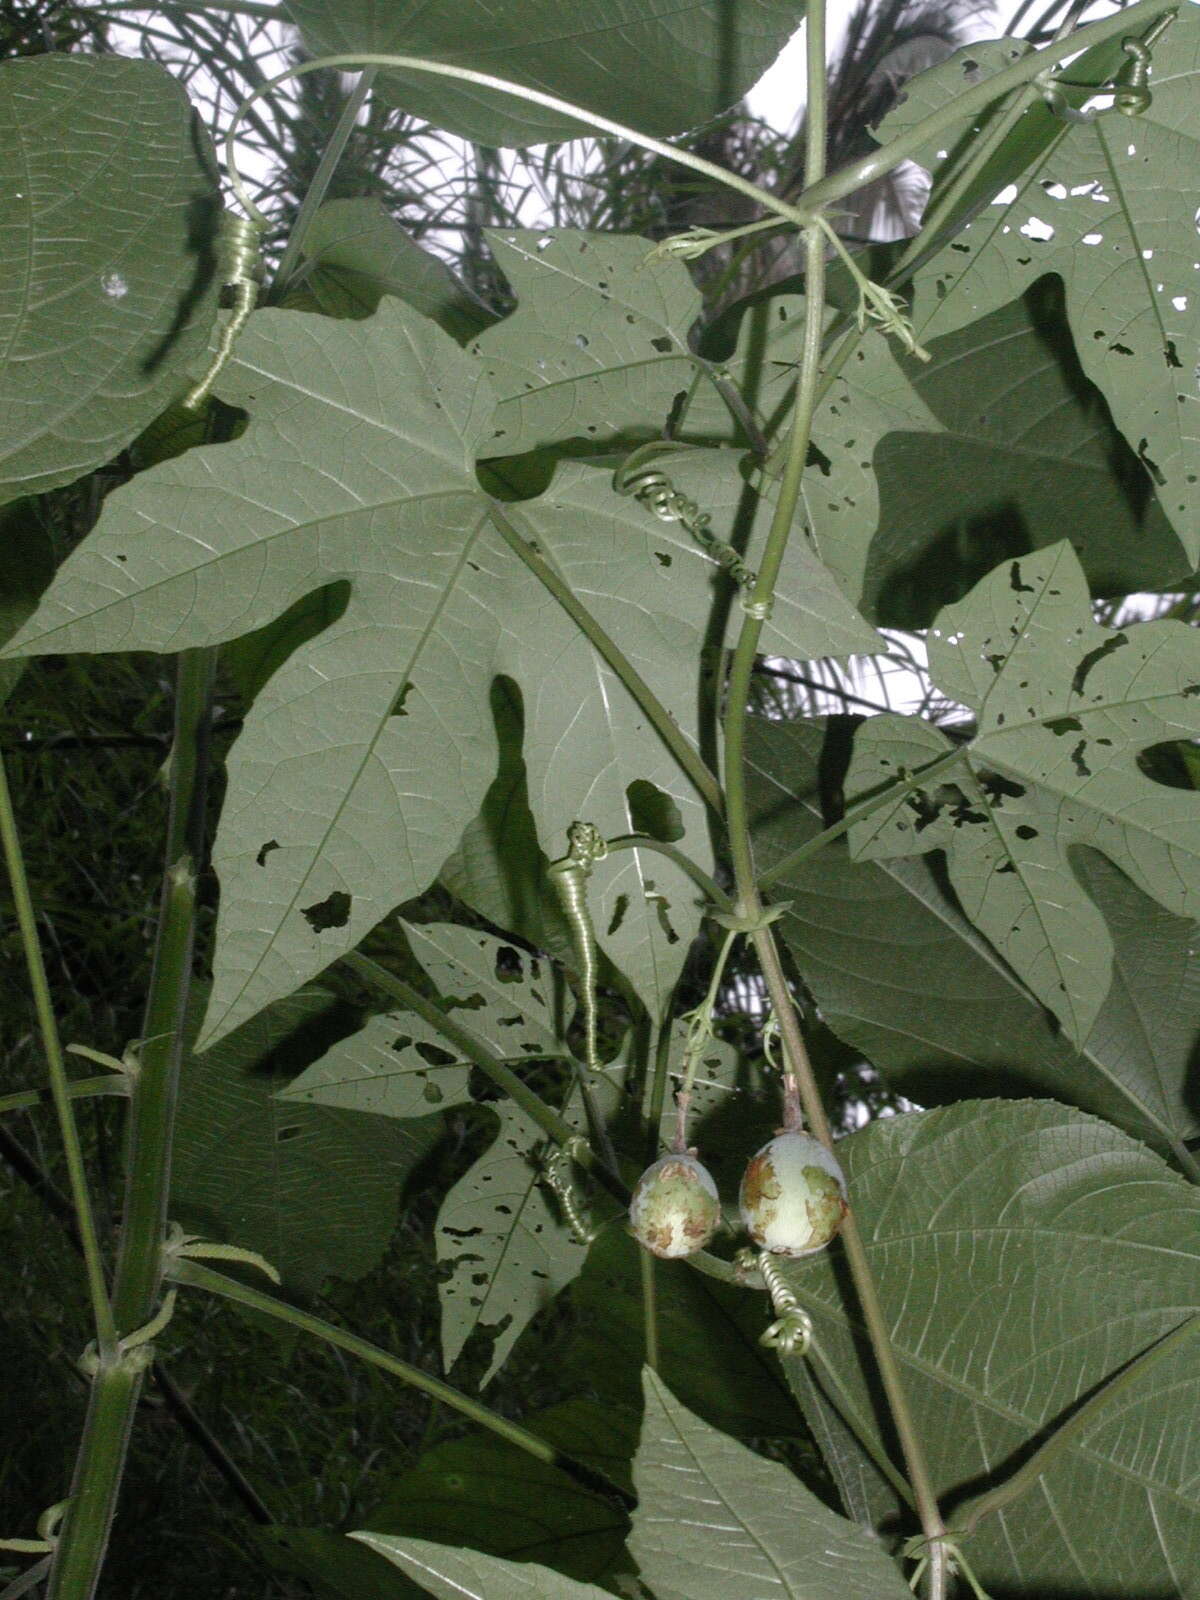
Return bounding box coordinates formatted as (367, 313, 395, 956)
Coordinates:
(629, 1152, 720, 1259)
(739, 1131, 847, 1257)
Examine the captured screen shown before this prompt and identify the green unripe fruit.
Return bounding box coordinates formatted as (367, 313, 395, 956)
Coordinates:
(629, 1153, 720, 1259)
(739, 1132, 847, 1257)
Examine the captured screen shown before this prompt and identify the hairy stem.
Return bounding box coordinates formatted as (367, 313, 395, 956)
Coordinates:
(47, 650, 215, 1600)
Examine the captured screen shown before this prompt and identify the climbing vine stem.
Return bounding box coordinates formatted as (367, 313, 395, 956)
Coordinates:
(718, 2, 950, 1595)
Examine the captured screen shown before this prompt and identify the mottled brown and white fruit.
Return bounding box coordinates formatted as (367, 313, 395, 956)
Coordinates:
(629, 1153, 720, 1259)
(739, 1132, 847, 1257)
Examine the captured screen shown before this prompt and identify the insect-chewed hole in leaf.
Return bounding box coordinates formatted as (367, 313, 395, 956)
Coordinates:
(415, 1040, 457, 1068)
(300, 890, 351, 932)
(649, 335, 672, 353)
(607, 893, 629, 936)
(1136, 740, 1200, 790)
(1045, 715, 1083, 735)
(647, 891, 680, 944)
(493, 944, 524, 984)
(978, 770, 1027, 804)
(626, 777, 684, 842)
(276, 1125, 303, 1143)
(1071, 632, 1129, 696)
(806, 440, 832, 477)
(255, 839, 279, 866)
(1138, 439, 1166, 485)
(1015, 823, 1039, 840)
(1009, 561, 1035, 593)
(422, 1080, 444, 1104)
(654, 549, 672, 567)
(389, 682, 414, 718)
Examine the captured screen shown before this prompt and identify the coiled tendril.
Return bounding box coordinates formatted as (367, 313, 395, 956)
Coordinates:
(1037, 27, 1166, 124)
(757, 1251, 814, 1356)
(615, 458, 769, 617)
(184, 211, 264, 409)
(547, 821, 608, 1074)
(541, 1139, 598, 1244)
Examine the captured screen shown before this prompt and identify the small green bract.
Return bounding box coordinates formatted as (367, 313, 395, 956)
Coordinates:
(629, 1152, 720, 1259)
(739, 1132, 847, 1257)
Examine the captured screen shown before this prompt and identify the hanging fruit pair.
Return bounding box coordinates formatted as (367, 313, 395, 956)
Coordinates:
(629, 1130, 847, 1261)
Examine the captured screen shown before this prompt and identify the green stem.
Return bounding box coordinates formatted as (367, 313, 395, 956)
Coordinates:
(224, 59, 818, 237)
(0, 1076, 129, 1118)
(757, 747, 965, 890)
(47, 650, 215, 1600)
(794, 0, 1176, 216)
(488, 506, 725, 819)
(40, 1361, 141, 1600)
(717, 3, 950, 1592)
(168, 1258, 629, 1501)
(342, 949, 620, 1179)
(270, 67, 378, 300)
(95, 0, 282, 13)
(0, 754, 115, 1353)
(956, 1316, 1200, 1536)
(605, 835, 733, 913)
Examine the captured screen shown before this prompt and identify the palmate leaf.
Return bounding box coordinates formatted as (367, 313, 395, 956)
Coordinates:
(875, 13, 1200, 562)
(747, 715, 1200, 1169)
(0, 54, 221, 505)
(283, 0, 809, 147)
(280, 925, 597, 1385)
(847, 541, 1200, 1044)
(628, 1369, 911, 1600)
(775, 1100, 1200, 1596)
(3, 294, 877, 1042)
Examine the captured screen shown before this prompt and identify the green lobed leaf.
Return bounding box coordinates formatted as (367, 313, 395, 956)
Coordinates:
(282, 198, 494, 342)
(878, 16, 1200, 562)
(4, 296, 871, 1041)
(283, 0, 810, 147)
(4, 299, 504, 1046)
(350, 1533, 609, 1599)
(799, 283, 1188, 624)
(746, 715, 1200, 1167)
(472, 231, 705, 456)
(846, 542, 1200, 1043)
(775, 1100, 1200, 1596)
(172, 988, 439, 1294)
(279, 925, 597, 1384)
(629, 1368, 911, 1600)
(0, 54, 221, 505)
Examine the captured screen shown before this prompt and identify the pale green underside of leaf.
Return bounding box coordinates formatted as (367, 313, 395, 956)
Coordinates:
(629, 1368, 911, 1600)
(473, 230, 704, 456)
(746, 716, 1200, 1164)
(172, 988, 438, 1294)
(846, 542, 1200, 1043)
(350, 1532, 608, 1599)
(280, 925, 589, 1386)
(798, 287, 1188, 618)
(5, 300, 838, 1041)
(0, 54, 221, 505)
(283, 0, 809, 146)
(777, 1100, 1200, 1595)
(879, 17, 1200, 562)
